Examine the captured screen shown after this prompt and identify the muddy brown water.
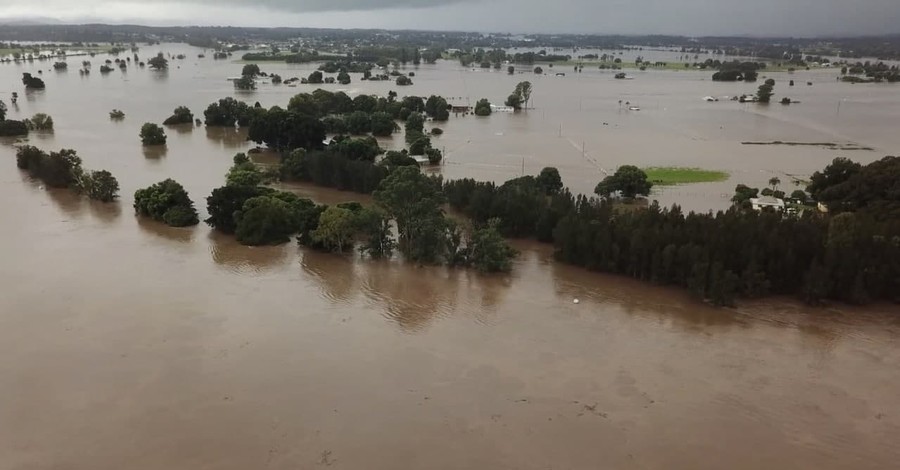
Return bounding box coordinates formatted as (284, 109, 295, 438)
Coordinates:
(1, 44, 899, 469)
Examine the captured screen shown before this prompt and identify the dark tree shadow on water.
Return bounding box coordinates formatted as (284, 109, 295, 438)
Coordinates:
(299, 249, 358, 303)
(45, 187, 86, 218)
(166, 123, 194, 135)
(142, 145, 167, 160)
(136, 216, 194, 244)
(205, 126, 249, 150)
(86, 199, 122, 225)
(208, 230, 290, 274)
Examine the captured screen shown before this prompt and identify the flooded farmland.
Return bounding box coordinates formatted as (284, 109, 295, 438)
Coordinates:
(1, 44, 899, 469)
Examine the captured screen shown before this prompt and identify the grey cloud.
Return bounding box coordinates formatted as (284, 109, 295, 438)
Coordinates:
(2, 0, 900, 36)
(182, 0, 479, 12)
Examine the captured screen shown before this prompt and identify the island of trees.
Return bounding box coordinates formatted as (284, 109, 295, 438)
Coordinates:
(15, 146, 119, 202)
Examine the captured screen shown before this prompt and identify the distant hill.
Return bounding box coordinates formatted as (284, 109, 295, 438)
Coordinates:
(0, 17, 64, 26)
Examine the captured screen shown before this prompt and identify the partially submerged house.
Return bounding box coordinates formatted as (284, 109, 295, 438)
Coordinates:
(750, 196, 786, 211)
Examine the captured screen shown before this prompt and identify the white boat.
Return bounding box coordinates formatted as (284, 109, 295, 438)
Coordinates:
(628, 106, 641, 111)
(703, 96, 719, 102)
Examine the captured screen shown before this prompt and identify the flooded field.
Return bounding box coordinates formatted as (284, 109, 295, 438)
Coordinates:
(1, 44, 899, 469)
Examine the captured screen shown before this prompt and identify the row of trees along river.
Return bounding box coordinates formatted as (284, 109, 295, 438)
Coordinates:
(7, 84, 899, 307)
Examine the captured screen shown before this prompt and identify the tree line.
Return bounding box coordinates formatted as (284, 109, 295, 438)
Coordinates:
(15, 146, 120, 203)
(201, 154, 516, 272)
(444, 158, 899, 306)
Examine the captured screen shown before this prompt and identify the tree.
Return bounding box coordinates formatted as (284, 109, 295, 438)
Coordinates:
(25, 113, 54, 131)
(80, 170, 120, 202)
(425, 148, 443, 165)
(0, 120, 29, 137)
(148, 53, 168, 70)
(405, 112, 425, 142)
(110, 109, 125, 120)
(308, 71, 324, 84)
(468, 219, 517, 272)
(474, 98, 492, 116)
(381, 150, 419, 168)
(133, 179, 199, 227)
(515, 81, 533, 109)
(791, 190, 809, 204)
(345, 111, 372, 135)
(22, 73, 45, 89)
(247, 107, 326, 151)
(162, 106, 193, 125)
(396, 75, 413, 86)
(226, 153, 265, 186)
(140, 122, 167, 146)
(0, 99, 6, 121)
(536, 167, 563, 195)
(370, 112, 398, 136)
(813, 156, 900, 218)
(409, 135, 431, 155)
(807, 157, 862, 200)
(534, 66, 543, 74)
(15, 146, 82, 188)
(330, 136, 383, 162)
(768, 176, 781, 191)
(374, 166, 446, 262)
(241, 63, 261, 77)
(594, 165, 653, 199)
(508, 65, 515, 75)
(757, 83, 774, 103)
(337, 70, 351, 85)
(313, 207, 357, 252)
(425, 95, 449, 121)
(505, 93, 523, 110)
(732, 184, 759, 206)
(205, 185, 273, 233)
(356, 207, 395, 258)
(234, 75, 256, 90)
(204, 97, 253, 127)
(234, 195, 300, 246)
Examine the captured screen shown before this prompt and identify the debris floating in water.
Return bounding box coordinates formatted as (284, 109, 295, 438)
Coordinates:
(573, 299, 580, 304)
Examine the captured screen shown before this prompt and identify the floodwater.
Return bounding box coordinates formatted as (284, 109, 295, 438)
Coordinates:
(1, 44, 900, 469)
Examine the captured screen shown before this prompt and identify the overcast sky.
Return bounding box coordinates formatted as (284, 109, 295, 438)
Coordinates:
(2, 0, 899, 36)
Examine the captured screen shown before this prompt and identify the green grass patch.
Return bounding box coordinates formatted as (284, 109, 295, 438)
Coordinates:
(643, 167, 729, 185)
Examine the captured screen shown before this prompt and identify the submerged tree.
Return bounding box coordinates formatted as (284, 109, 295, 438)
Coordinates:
(474, 98, 492, 116)
(22, 73, 45, 89)
(140, 122, 167, 146)
(148, 53, 168, 70)
(80, 170, 120, 202)
(162, 106, 194, 125)
(594, 165, 653, 199)
(25, 113, 54, 131)
(133, 179, 199, 227)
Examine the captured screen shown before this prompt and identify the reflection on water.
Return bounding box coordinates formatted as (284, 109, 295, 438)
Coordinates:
(150, 69, 168, 82)
(2, 43, 900, 470)
(137, 216, 194, 243)
(23, 88, 43, 102)
(87, 199, 122, 225)
(360, 260, 462, 332)
(166, 123, 194, 135)
(205, 126, 249, 149)
(45, 187, 85, 218)
(299, 248, 515, 332)
(299, 249, 358, 303)
(141, 145, 168, 159)
(208, 230, 290, 274)
(548, 245, 741, 329)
